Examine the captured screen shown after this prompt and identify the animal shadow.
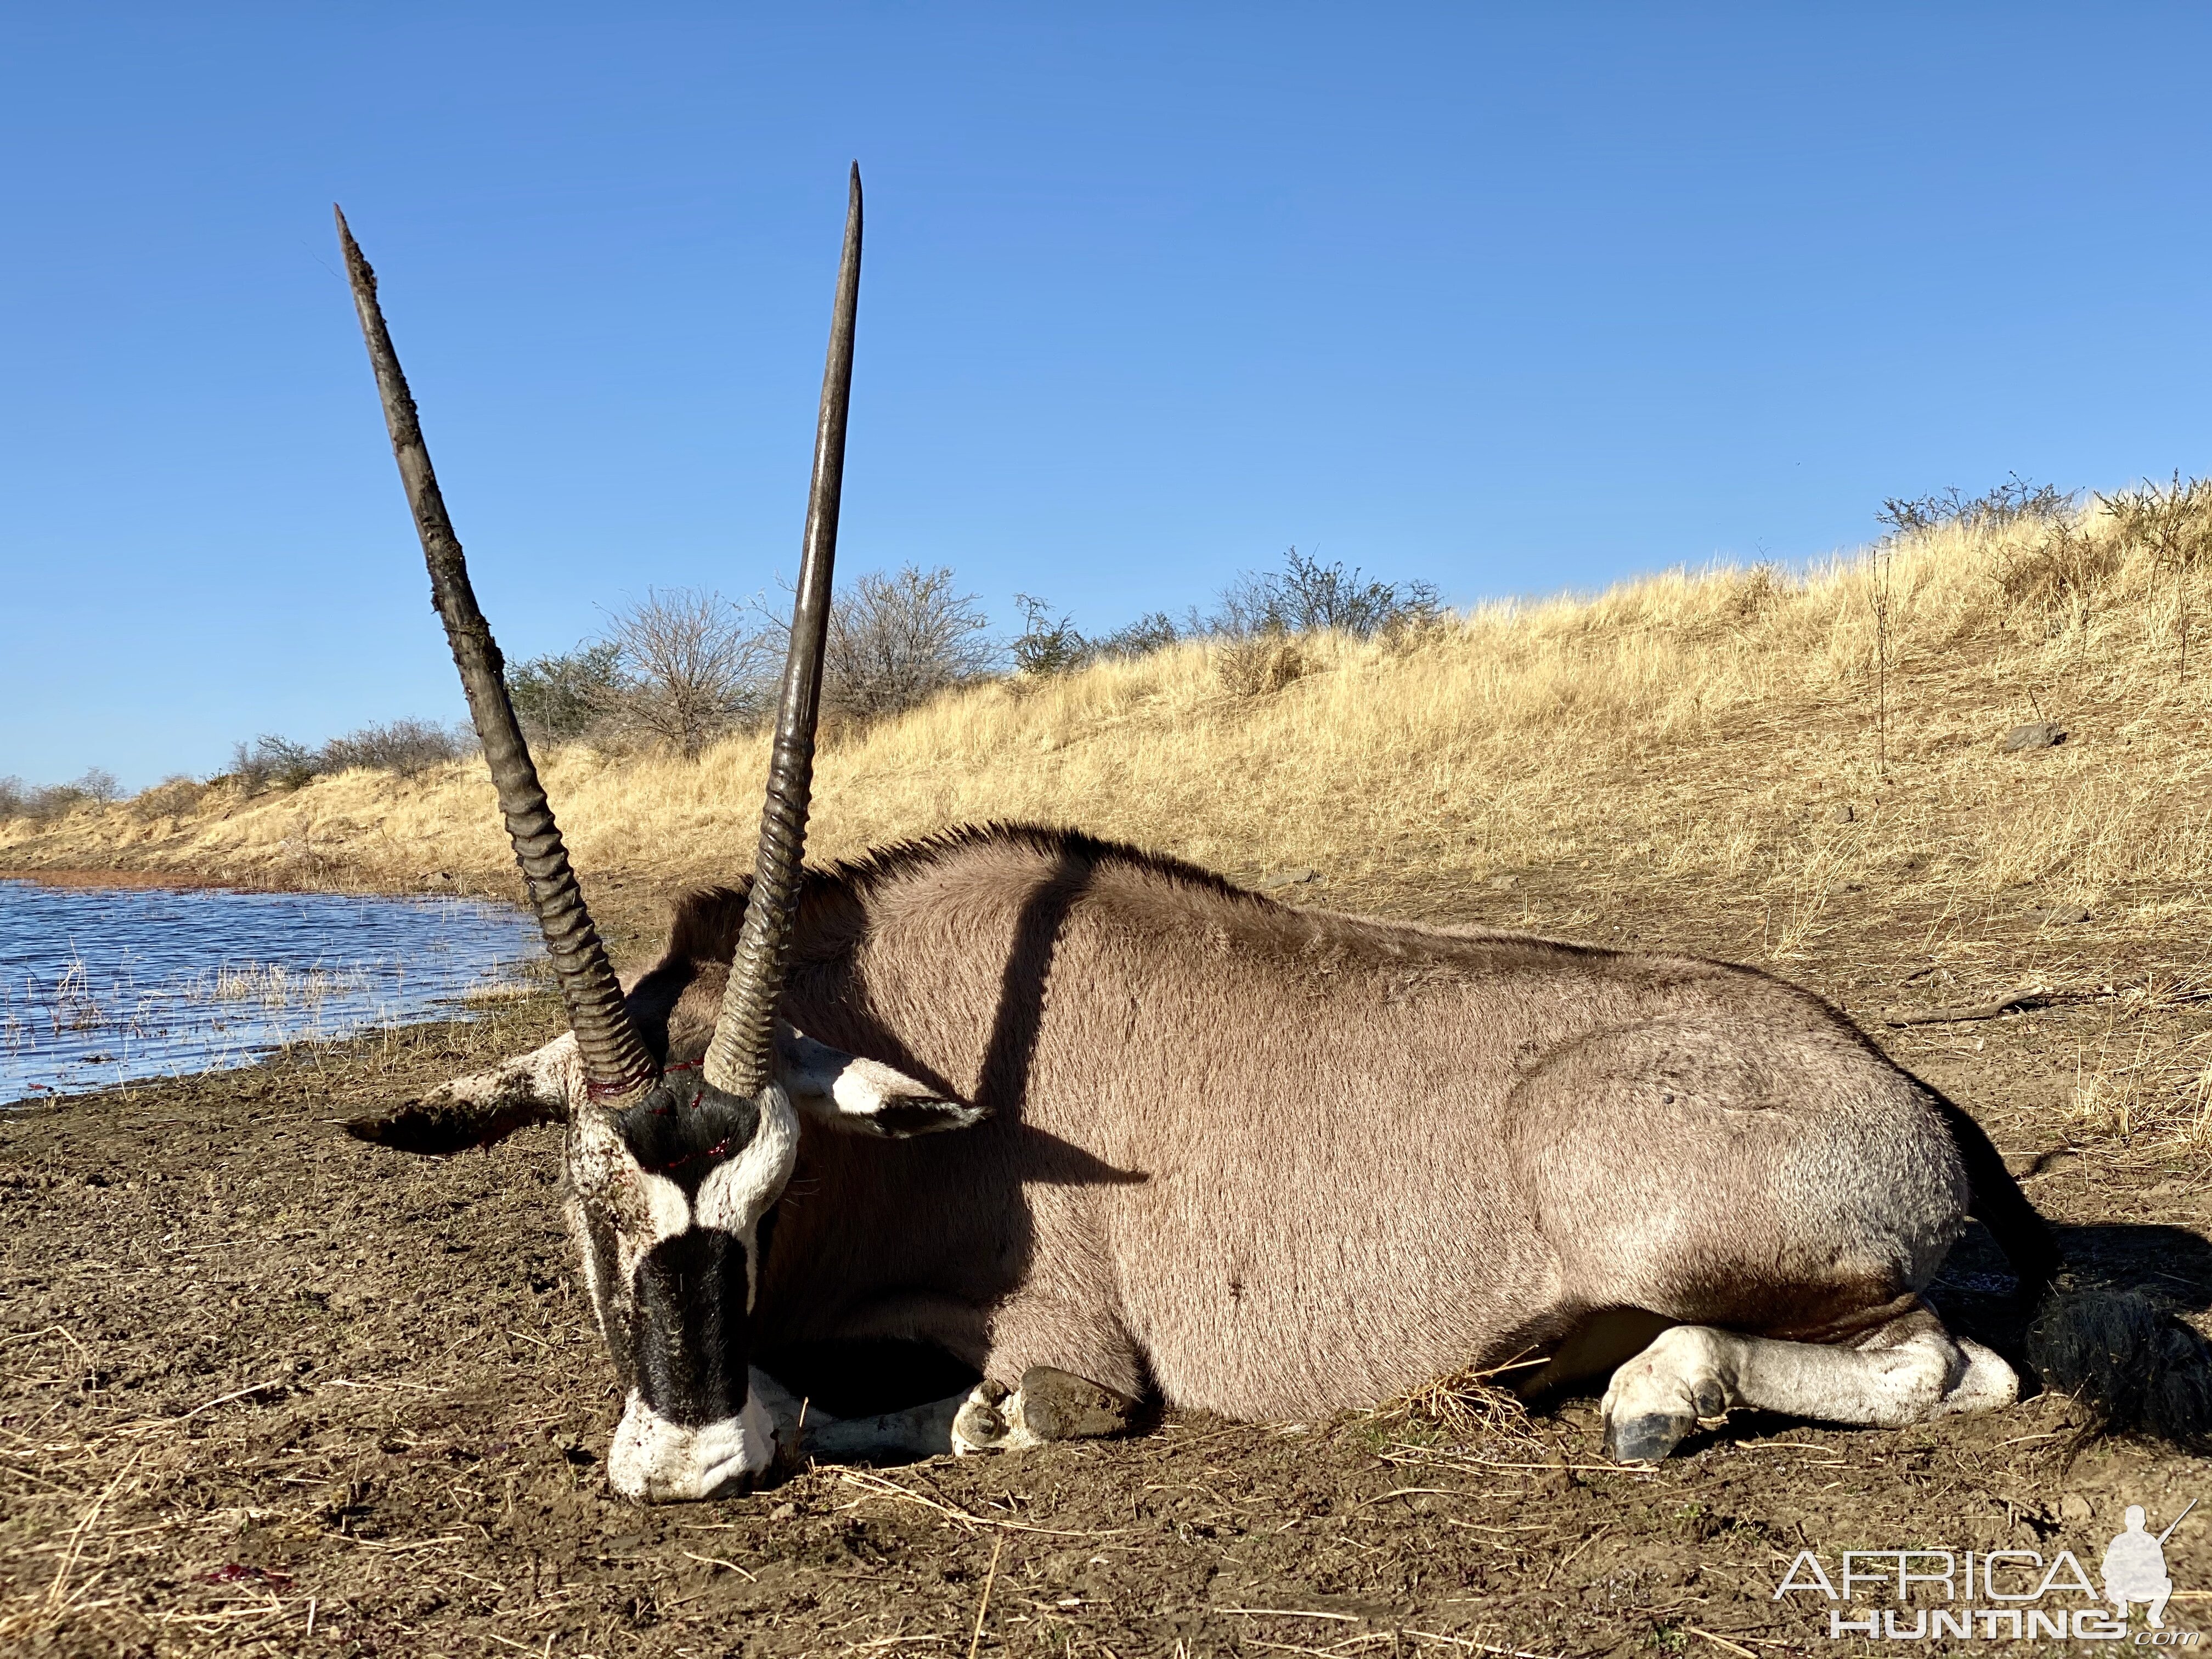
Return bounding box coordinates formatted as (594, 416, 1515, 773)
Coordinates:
(1929, 1218, 2212, 1355)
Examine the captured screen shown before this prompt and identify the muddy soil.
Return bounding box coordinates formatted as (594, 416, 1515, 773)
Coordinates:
(4, 883, 2211, 1657)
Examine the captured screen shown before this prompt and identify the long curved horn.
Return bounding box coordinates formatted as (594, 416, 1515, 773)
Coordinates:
(336, 206, 658, 1105)
(703, 166, 862, 1097)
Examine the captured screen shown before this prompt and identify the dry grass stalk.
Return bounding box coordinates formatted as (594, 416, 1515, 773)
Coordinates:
(1363, 1359, 1543, 1455)
(964, 1533, 1004, 1659)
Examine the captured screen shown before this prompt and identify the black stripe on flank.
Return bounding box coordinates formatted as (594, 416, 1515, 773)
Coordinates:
(631, 1228, 750, 1427)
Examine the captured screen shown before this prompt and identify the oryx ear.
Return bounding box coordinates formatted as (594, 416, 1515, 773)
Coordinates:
(774, 1022, 985, 1138)
(341, 1036, 575, 1155)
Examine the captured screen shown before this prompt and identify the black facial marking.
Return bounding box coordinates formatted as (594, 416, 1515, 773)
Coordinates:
(614, 1070, 761, 1197)
(631, 1228, 751, 1426)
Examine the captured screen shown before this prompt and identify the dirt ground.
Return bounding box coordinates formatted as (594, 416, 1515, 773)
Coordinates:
(4, 874, 2211, 1657)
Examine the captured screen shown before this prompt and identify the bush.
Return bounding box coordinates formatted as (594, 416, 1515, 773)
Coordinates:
(1721, 562, 1788, 624)
(1012, 601, 1183, 679)
(2100, 473, 2212, 674)
(822, 566, 994, 719)
(1016, 552, 1441, 686)
(1205, 548, 1441, 641)
(25, 785, 89, 819)
(1093, 611, 1181, 660)
(1993, 517, 2122, 612)
(0, 769, 120, 821)
(1012, 596, 1091, 677)
(320, 719, 470, 777)
(1215, 634, 1309, 697)
(230, 723, 473, 792)
(600, 588, 775, 758)
(507, 640, 624, 746)
(131, 775, 208, 820)
(232, 735, 324, 793)
(1878, 473, 2073, 537)
(2100, 473, 2212, 573)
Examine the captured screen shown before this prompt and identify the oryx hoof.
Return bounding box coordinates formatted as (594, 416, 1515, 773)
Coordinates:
(951, 1369, 1135, 1455)
(1599, 1324, 1732, 1462)
(951, 1381, 1032, 1456)
(1602, 1410, 1696, 1464)
(1015, 1367, 1136, 1441)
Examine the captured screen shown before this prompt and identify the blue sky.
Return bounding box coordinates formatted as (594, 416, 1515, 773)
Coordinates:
(5, 4, 2211, 788)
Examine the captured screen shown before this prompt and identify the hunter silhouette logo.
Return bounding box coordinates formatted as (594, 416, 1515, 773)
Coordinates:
(2105, 1501, 2194, 1629)
(1774, 1498, 2199, 1641)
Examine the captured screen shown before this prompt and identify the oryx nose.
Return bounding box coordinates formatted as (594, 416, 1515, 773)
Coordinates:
(606, 1391, 776, 1504)
(631, 1227, 750, 1426)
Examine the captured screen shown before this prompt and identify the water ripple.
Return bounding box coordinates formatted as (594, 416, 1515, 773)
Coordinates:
(0, 880, 544, 1105)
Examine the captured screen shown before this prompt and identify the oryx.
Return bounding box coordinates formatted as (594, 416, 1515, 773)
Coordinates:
(335, 174, 2089, 1504)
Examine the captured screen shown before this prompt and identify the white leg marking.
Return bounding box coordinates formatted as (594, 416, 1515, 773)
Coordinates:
(747, 1368, 974, 1463)
(807, 1394, 969, 1461)
(1601, 1323, 2017, 1461)
(748, 1364, 804, 1433)
(1933, 1336, 2021, 1418)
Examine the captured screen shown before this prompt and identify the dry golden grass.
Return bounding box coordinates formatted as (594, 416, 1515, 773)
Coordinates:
(1362, 1358, 1545, 1458)
(7, 502, 2210, 959)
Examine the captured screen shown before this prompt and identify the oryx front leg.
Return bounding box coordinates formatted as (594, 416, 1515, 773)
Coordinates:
(746, 1373, 1014, 1465)
(804, 1393, 968, 1462)
(1601, 1319, 2019, 1462)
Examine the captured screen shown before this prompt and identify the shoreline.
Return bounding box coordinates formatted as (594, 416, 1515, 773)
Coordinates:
(0, 879, 555, 1114)
(0, 865, 296, 892)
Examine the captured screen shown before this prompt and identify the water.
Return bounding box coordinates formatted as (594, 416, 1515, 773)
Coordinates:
(0, 879, 546, 1106)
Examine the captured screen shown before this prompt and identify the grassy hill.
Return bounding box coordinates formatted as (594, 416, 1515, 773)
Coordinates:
(9, 500, 2207, 942)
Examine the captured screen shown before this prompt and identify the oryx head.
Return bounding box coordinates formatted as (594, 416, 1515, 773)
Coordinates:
(335, 172, 981, 1501)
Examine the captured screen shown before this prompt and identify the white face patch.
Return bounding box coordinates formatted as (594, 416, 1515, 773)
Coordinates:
(695, 1088, 799, 1235)
(605, 1389, 777, 1503)
(637, 1167, 692, 1246)
(696, 1086, 798, 1310)
(567, 1086, 799, 1298)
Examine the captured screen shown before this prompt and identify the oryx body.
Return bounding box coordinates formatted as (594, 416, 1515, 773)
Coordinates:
(403, 823, 2050, 1491)
(679, 826, 2017, 1420)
